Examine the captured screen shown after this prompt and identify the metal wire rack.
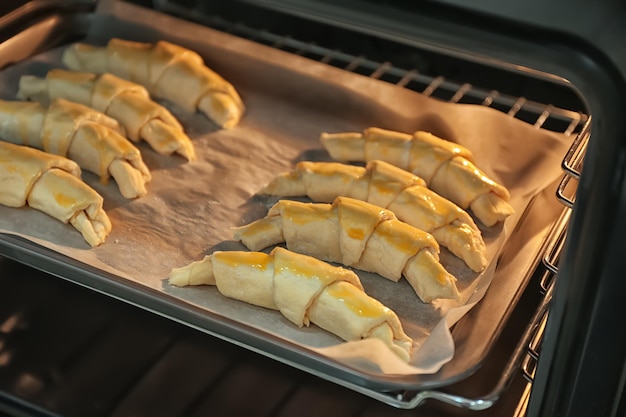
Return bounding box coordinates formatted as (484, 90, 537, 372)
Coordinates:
(155, 1, 588, 134)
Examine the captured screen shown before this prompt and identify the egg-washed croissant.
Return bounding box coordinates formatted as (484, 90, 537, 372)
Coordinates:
(320, 127, 515, 227)
(261, 160, 487, 272)
(62, 38, 245, 129)
(0, 142, 111, 247)
(17, 69, 196, 161)
(0, 98, 151, 199)
(232, 197, 460, 303)
(169, 246, 413, 361)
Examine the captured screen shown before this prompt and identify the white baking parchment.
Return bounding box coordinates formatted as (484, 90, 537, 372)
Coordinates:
(0, 0, 573, 376)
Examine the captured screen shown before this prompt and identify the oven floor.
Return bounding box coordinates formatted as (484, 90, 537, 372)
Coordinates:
(0, 255, 535, 417)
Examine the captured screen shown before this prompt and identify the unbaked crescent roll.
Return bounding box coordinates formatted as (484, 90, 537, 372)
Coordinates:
(169, 246, 413, 361)
(320, 127, 515, 227)
(232, 197, 460, 303)
(0, 98, 151, 199)
(62, 38, 245, 129)
(18, 69, 195, 161)
(261, 160, 487, 272)
(0, 142, 111, 247)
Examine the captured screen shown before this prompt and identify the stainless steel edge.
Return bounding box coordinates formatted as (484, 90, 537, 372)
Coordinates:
(0, 10, 91, 69)
(0, 0, 94, 28)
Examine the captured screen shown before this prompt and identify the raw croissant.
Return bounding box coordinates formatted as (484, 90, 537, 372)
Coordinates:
(17, 69, 196, 161)
(261, 160, 487, 272)
(320, 127, 515, 227)
(62, 38, 245, 129)
(169, 246, 413, 361)
(0, 98, 151, 199)
(0, 141, 111, 247)
(232, 197, 461, 303)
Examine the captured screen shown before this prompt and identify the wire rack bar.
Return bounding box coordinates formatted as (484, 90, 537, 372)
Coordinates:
(185, 12, 588, 134)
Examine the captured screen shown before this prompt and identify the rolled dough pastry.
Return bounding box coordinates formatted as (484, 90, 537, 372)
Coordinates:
(0, 98, 151, 199)
(0, 141, 111, 247)
(18, 69, 196, 161)
(321, 127, 515, 227)
(261, 160, 487, 272)
(232, 197, 461, 303)
(62, 38, 245, 129)
(169, 246, 413, 361)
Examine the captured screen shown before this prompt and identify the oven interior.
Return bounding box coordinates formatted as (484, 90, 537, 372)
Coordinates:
(0, 0, 615, 415)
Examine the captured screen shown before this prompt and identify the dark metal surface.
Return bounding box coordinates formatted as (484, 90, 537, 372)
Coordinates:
(526, 59, 626, 417)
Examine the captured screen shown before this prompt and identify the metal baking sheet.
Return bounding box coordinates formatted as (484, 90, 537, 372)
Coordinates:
(0, 0, 573, 393)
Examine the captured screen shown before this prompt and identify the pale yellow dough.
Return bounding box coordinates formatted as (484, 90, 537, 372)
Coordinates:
(232, 197, 461, 303)
(320, 127, 515, 227)
(0, 98, 151, 199)
(0, 142, 111, 247)
(261, 160, 487, 272)
(18, 69, 196, 161)
(168, 247, 413, 362)
(62, 38, 245, 129)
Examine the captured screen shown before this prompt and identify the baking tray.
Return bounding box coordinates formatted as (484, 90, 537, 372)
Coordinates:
(0, 0, 573, 401)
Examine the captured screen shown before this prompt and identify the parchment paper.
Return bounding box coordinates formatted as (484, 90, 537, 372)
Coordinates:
(0, 0, 573, 376)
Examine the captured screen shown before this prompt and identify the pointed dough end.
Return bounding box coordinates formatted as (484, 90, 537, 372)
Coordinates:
(70, 210, 112, 247)
(168, 255, 215, 287)
(108, 159, 150, 199)
(471, 192, 515, 227)
(403, 249, 461, 303)
(198, 92, 244, 129)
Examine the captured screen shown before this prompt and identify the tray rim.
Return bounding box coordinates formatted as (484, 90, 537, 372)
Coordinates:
(0, 0, 572, 402)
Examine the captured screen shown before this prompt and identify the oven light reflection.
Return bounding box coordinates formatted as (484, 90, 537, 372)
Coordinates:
(0, 346, 10, 366)
(14, 373, 44, 397)
(0, 313, 27, 367)
(0, 313, 21, 333)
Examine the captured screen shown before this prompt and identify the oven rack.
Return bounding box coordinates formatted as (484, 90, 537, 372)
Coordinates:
(519, 117, 589, 388)
(156, 0, 588, 137)
(152, 0, 589, 410)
